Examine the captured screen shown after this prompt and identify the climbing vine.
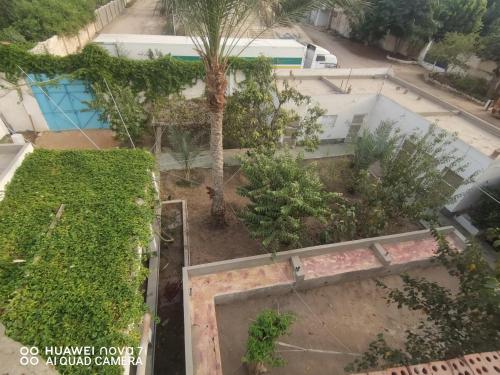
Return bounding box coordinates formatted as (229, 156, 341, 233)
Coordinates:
(0, 149, 155, 375)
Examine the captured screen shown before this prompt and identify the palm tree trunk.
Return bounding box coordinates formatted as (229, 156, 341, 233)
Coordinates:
(205, 60, 228, 225)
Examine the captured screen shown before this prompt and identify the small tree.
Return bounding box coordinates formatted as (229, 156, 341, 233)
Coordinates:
(353, 120, 400, 171)
(346, 231, 500, 372)
(371, 123, 470, 221)
(479, 20, 500, 98)
(427, 32, 478, 69)
(224, 63, 325, 152)
(168, 128, 202, 184)
(238, 151, 332, 252)
(89, 81, 147, 145)
(243, 309, 295, 375)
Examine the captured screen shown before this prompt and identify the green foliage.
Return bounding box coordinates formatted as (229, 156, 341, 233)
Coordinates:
(238, 151, 332, 252)
(434, 0, 487, 39)
(346, 232, 500, 372)
(429, 72, 489, 101)
(469, 186, 500, 229)
(353, 120, 400, 171)
(352, 0, 437, 43)
(375, 124, 469, 221)
(482, 0, 500, 35)
(243, 309, 295, 368)
(427, 33, 478, 69)
(479, 20, 500, 65)
(224, 61, 325, 151)
(0, 0, 110, 42)
(0, 149, 155, 375)
(88, 81, 148, 144)
(485, 227, 500, 251)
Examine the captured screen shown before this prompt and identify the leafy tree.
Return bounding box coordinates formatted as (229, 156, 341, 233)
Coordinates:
(482, 0, 500, 35)
(427, 32, 478, 68)
(434, 0, 487, 40)
(0, 0, 106, 42)
(243, 309, 295, 375)
(224, 60, 325, 151)
(172, 0, 366, 224)
(88, 81, 148, 145)
(375, 124, 469, 221)
(353, 0, 437, 44)
(469, 185, 500, 229)
(479, 20, 500, 98)
(346, 231, 500, 372)
(352, 120, 400, 171)
(238, 151, 332, 252)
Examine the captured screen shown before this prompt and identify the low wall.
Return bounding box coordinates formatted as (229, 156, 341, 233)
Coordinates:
(30, 0, 127, 56)
(183, 227, 466, 375)
(0, 143, 34, 199)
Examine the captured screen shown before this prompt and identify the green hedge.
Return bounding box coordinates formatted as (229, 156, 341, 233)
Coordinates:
(430, 72, 489, 101)
(0, 0, 113, 43)
(0, 149, 155, 374)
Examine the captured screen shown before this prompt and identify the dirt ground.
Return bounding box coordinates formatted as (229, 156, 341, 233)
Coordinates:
(160, 167, 264, 265)
(34, 129, 119, 149)
(99, 0, 167, 35)
(216, 266, 457, 375)
(160, 158, 421, 265)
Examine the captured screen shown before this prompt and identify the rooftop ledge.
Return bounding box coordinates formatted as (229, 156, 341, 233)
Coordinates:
(182, 227, 466, 375)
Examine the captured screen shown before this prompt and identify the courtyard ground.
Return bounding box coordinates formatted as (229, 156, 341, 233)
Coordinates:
(216, 266, 457, 375)
(34, 129, 119, 149)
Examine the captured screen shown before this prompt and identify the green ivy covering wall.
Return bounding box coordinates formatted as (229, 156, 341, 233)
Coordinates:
(0, 149, 155, 375)
(0, 43, 269, 99)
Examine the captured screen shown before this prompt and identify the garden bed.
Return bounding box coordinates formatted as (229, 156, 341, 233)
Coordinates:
(0, 149, 155, 374)
(216, 266, 457, 375)
(160, 156, 421, 265)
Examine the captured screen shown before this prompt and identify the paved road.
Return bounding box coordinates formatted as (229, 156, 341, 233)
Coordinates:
(301, 24, 500, 129)
(100, 0, 166, 34)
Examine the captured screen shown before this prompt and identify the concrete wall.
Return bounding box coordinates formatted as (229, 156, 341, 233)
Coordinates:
(308, 9, 331, 28)
(30, 0, 126, 56)
(0, 117, 9, 139)
(0, 143, 34, 199)
(0, 76, 49, 133)
(328, 7, 351, 38)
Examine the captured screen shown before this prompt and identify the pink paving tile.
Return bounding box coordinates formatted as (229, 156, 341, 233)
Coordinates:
(302, 248, 382, 279)
(384, 235, 461, 265)
(188, 262, 294, 375)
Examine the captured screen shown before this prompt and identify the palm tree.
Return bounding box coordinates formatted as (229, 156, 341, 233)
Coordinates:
(172, 0, 366, 225)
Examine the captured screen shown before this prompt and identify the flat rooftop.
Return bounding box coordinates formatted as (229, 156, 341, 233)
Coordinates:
(183, 227, 465, 375)
(277, 75, 500, 157)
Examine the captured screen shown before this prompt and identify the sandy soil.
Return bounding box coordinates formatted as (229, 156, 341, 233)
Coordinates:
(160, 167, 264, 265)
(216, 266, 458, 375)
(34, 130, 119, 150)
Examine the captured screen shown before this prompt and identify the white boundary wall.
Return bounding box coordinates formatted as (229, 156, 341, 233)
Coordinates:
(30, 0, 127, 56)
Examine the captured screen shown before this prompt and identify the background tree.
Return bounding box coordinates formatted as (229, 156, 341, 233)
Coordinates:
(434, 0, 487, 40)
(238, 151, 332, 252)
(479, 20, 500, 98)
(224, 60, 325, 151)
(482, 0, 500, 35)
(172, 0, 367, 224)
(427, 32, 478, 69)
(352, 0, 437, 46)
(346, 232, 500, 372)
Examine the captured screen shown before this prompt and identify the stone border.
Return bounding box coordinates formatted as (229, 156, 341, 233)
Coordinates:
(0, 143, 34, 200)
(183, 226, 466, 375)
(386, 55, 418, 65)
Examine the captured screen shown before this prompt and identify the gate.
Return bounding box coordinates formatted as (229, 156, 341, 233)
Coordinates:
(29, 75, 109, 131)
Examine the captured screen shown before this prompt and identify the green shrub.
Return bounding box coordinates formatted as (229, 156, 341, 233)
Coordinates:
(430, 72, 489, 101)
(469, 186, 500, 229)
(243, 310, 295, 369)
(0, 149, 155, 374)
(238, 150, 332, 252)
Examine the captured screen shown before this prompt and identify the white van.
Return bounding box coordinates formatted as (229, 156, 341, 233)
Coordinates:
(303, 43, 338, 69)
